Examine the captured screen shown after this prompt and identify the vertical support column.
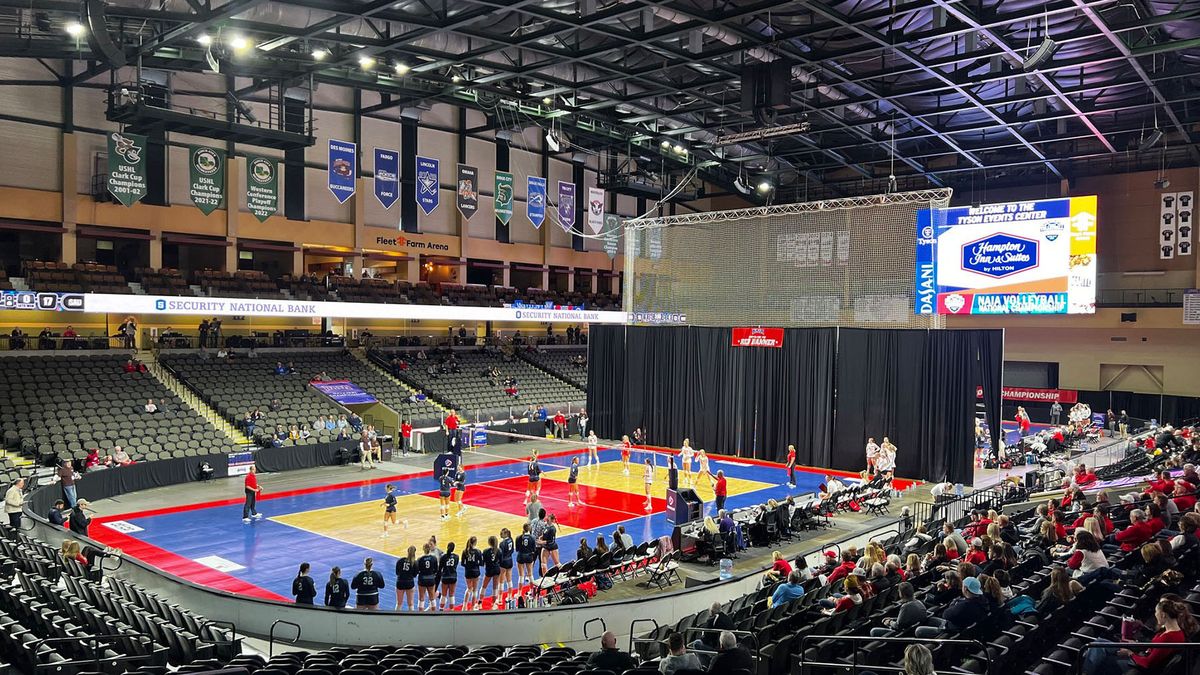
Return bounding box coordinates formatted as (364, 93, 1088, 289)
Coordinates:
(225, 156, 241, 272)
(540, 149, 550, 289)
(571, 164, 585, 252)
(61, 132, 78, 264)
(406, 257, 420, 284)
(400, 118, 418, 233)
(149, 235, 163, 269)
(566, 269, 574, 292)
(292, 248, 304, 277)
(502, 264, 511, 288)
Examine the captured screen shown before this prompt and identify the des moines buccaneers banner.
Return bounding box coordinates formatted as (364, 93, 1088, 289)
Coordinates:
(731, 327, 785, 348)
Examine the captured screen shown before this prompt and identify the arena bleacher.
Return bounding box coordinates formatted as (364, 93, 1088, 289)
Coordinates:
(519, 347, 589, 388)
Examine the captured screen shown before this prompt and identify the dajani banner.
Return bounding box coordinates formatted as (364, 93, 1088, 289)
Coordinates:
(106, 131, 148, 206)
(456, 164, 478, 219)
(188, 145, 225, 215)
(416, 156, 440, 215)
(245, 155, 278, 222)
(373, 147, 399, 209)
(731, 327, 785, 348)
(558, 181, 576, 232)
(975, 385, 1078, 403)
(527, 176, 547, 228)
(494, 171, 514, 225)
(327, 139, 356, 203)
(587, 187, 605, 235)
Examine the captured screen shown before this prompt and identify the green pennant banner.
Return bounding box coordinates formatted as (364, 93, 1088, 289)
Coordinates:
(494, 171, 514, 225)
(106, 131, 148, 207)
(245, 155, 279, 222)
(188, 145, 225, 215)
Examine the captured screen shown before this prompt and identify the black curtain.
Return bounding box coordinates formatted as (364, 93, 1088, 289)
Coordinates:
(974, 329, 1003, 465)
(587, 325, 835, 465)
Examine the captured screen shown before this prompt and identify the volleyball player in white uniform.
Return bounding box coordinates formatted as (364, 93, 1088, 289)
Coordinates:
(865, 437, 880, 473)
(586, 431, 600, 467)
(680, 438, 695, 487)
(696, 449, 713, 488)
(642, 458, 654, 511)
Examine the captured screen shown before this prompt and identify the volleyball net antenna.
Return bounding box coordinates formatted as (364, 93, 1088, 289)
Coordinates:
(463, 427, 675, 474)
(622, 189, 952, 328)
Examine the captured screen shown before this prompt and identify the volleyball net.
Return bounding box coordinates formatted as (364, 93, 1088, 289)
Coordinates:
(463, 427, 675, 474)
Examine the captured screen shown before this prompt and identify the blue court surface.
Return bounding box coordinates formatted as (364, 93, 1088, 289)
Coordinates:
(91, 446, 831, 608)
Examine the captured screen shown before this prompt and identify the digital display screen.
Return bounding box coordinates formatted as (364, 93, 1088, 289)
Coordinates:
(915, 196, 1097, 315)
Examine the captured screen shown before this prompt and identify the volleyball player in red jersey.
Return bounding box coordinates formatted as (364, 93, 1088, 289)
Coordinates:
(620, 435, 632, 476)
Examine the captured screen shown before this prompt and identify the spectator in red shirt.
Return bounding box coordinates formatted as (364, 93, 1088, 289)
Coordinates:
(1174, 480, 1197, 512)
(714, 470, 728, 511)
(964, 538, 988, 566)
(242, 466, 263, 523)
(1084, 597, 1193, 675)
(399, 420, 412, 457)
(763, 550, 792, 585)
(1074, 464, 1098, 487)
(1114, 509, 1155, 551)
(1145, 470, 1174, 497)
(826, 551, 857, 586)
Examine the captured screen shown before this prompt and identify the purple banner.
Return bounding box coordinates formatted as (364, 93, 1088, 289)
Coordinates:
(558, 181, 576, 232)
(310, 380, 378, 405)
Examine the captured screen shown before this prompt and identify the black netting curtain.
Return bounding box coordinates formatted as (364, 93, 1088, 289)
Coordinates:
(832, 329, 1003, 484)
(587, 325, 836, 465)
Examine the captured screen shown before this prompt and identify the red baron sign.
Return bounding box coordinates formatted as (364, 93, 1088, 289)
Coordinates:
(731, 327, 784, 348)
(976, 386, 1077, 403)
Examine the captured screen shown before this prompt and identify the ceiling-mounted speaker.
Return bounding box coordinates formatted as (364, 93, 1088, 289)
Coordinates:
(82, 0, 126, 67)
(1021, 38, 1058, 71)
(741, 60, 791, 113)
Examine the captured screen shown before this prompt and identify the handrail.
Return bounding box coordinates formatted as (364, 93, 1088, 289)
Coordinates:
(798, 634, 989, 675)
(200, 619, 238, 646)
(31, 633, 155, 672)
(269, 619, 301, 657)
(1077, 641, 1200, 675)
(582, 617, 607, 641)
(627, 618, 659, 654)
(682, 627, 760, 663)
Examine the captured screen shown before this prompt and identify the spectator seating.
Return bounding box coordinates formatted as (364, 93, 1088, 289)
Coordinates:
(0, 268, 11, 291)
(214, 643, 585, 675)
(23, 261, 131, 294)
(194, 270, 287, 299)
(160, 350, 443, 446)
(135, 267, 194, 296)
(0, 353, 241, 464)
(278, 274, 335, 301)
(520, 347, 588, 388)
(371, 347, 585, 417)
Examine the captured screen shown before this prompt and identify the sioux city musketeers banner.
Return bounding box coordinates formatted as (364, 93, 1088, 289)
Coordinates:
(558, 181, 576, 232)
(327, 139, 356, 204)
(587, 187, 605, 235)
(603, 214, 622, 259)
(416, 156, 440, 216)
(374, 148, 399, 209)
(188, 145, 225, 215)
(107, 131, 148, 207)
(456, 164, 478, 219)
(245, 155, 279, 222)
(527, 176, 547, 228)
(494, 171, 514, 225)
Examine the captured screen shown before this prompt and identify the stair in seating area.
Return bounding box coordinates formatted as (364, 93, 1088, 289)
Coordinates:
(189, 284, 205, 296)
(140, 350, 253, 445)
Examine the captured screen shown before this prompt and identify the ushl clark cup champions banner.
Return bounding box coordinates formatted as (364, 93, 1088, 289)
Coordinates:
(915, 196, 1098, 315)
(107, 131, 148, 206)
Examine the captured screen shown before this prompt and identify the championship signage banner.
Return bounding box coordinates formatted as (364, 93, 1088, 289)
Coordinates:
(188, 145, 225, 215)
(416, 156, 440, 215)
(327, 140, 357, 203)
(106, 131, 148, 206)
(603, 214, 621, 259)
(456, 164, 478, 219)
(374, 148, 399, 209)
(731, 327, 784, 348)
(558, 181, 576, 231)
(975, 386, 1078, 404)
(311, 380, 378, 405)
(527, 176, 547, 228)
(245, 155, 279, 222)
(587, 187, 605, 235)
(494, 171, 514, 225)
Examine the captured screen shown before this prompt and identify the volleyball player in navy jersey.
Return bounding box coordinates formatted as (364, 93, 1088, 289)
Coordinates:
(516, 523, 537, 588)
(453, 466, 468, 517)
(395, 545, 417, 610)
(498, 527, 515, 602)
(381, 484, 398, 537)
(567, 456, 582, 508)
(416, 542, 439, 612)
(438, 469, 453, 520)
(482, 535, 501, 609)
(540, 513, 561, 569)
(437, 541, 459, 611)
(461, 536, 483, 610)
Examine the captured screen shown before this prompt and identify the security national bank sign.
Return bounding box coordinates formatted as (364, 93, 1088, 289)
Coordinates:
(28, 292, 627, 324)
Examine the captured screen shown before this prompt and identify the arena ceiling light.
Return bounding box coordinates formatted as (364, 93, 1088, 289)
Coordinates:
(756, 177, 775, 193)
(196, 34, 212, 46)
(358, 55, 375, 70)
(227, 34, 249, 51)
(312, 48, 328, 61)
(64, 21, 84, 37)
(393, 62, 410, 75)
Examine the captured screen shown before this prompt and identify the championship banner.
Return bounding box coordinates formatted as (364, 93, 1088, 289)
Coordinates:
(245, 155, 278, 222)
(731, 327, 784, 348)
(106, 131, 148, 207)
(975, 385, 1078, 404)
(527, 176, 547, 228)
(456, 164, 478, 219)
(587, 187, 605, 235)
(603, 214, 621, 259)
(494, 171, 514, 225)
(416, 156, 440, 215)
(327, 139, 357, 204)
(374, 148, 399, 209)
(558, 181, 576, 232)
(188, 145, 224, 215)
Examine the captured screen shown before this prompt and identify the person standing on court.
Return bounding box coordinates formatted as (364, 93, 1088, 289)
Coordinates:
(714, 470, 728, 512)
(242, 465, 263, 523)
(1050, 401, 1063, 426)
(400, 419, 412, 457)
(4, 478, 24, 528)
(785, 444, 797, 488)
(292, 562, 316, 604)
(865, 437, 880, 474)
(577, 408, 589, 440)
(444, 408, 460, 454)
(350, 557, 385, 610)
(552, 410, 568, 439)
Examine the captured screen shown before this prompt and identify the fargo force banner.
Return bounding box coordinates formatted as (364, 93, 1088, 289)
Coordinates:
(107, 131, 148, 206)
(416, 156, 440, 215)
(558, 181, 576, 232)
(245, 155, 278, 222)
(188, 145, 225, 215)
(527, 176, 547, 228)
(374, 148, 399, 209)
(456, 164, 478, 219)
(915, 196, 1098, 315)
(328, 139, 357, 203)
